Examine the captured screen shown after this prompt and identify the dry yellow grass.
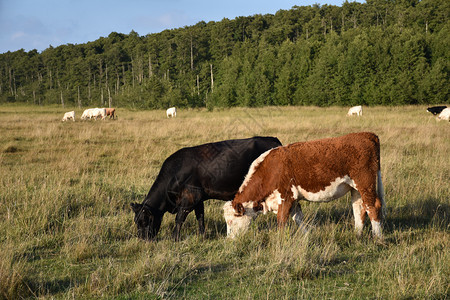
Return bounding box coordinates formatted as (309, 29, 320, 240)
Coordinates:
(0, 104, 448, 299)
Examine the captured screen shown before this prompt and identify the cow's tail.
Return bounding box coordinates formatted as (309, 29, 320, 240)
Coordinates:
(374, 133, 386, 222)
(377, 170, 386, 222)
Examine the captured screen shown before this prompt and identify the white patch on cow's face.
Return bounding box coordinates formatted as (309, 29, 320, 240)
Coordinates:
(223, 201, 254, 238)
(223, 189, 284, 239)
(292, 175, 356, 202)
(239, 148, 275, 193)
(371, 220, 382, 238)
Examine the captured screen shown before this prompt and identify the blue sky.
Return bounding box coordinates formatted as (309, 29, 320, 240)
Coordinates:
(0, 0, 362, 54)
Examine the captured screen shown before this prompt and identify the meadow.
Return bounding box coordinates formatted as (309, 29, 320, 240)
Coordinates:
(0, 105, 448, 299)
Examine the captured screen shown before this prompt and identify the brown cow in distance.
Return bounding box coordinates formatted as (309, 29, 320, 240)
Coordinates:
(225, 132, 385, 239)
(105, 108, 116, 119)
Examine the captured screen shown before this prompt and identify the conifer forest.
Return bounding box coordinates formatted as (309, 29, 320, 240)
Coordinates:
(1, 0, 448, 108)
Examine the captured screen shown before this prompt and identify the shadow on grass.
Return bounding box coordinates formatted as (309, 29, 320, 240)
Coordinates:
(385, 197, 449, 232)
(140, 197, 449, 242)
(218, 197, 447, 236)
(26, 277, 74, 298)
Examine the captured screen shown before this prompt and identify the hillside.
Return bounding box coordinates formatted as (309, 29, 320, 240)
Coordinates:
(0, 0, 449, 108)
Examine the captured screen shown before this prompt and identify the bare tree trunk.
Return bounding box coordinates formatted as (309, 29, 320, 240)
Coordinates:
(88, 81, 91, 103)
(197, 75, 200, 96)
(116, 72, 119, 95)
(13, 77, 17, 98)
(77, 86, 81, 108)
(210, 64, 214, 93)
(48, 68, 53, 89)
(131, 58, 135, 88)
(105, 63, 108, 89)
(8, 68, 13, 95)
(190, 35, 194, 71)
(108, 86, 112, 108)
(122, 64, 126, 95)
(60, 90, 64, 108)
(88, 67, 92, 102)
(149, 56, 153, 77)
(99, 59, 103, 89)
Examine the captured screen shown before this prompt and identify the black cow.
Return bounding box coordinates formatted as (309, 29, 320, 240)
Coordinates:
(130, 136, 282, 240)
(427, 106, 447, 115)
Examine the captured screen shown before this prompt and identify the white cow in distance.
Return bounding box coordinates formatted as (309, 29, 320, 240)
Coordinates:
(81, 108, 106, 120)
(81, 108, 95, 120)
(437, 108, 450, 121)
(347, 105, 363, 116)
(166, 107, 177, 118)
(92, 108, 107, 120)
(62, 111, 75, 122)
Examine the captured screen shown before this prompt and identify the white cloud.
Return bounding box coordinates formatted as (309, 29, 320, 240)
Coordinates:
(11, 31, 26, 40)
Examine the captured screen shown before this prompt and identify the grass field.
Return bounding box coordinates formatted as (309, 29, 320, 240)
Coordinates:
(0, 105, 448, 299)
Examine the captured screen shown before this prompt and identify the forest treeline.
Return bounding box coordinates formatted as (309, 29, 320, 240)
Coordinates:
(0, 0, 449, 109)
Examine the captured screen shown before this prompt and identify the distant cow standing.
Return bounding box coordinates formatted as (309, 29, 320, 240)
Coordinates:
(91, 108, 106, 120)
(347, 106, 362, 116)
(427, 106, 447, 115)
(166, 107, 177, 118)
(130, 136, 282, 241)
(227, 132, 385, 239)
(105, 108, 116, 119)
(81, 108, 95, 120)
(62, 111, 75, 122)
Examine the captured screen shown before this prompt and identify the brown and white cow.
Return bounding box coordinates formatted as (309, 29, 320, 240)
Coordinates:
(226, 132, 385, 239)
(105, 108, 116, 119)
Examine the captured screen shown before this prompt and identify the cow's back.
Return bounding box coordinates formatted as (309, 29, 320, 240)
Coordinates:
(148, 137, 281, 209)
(195, 137, 281, 199)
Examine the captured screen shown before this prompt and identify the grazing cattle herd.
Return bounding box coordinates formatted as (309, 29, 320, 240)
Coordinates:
(59, 104, 447, 240)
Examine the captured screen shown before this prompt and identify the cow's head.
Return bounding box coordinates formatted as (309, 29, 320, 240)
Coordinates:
(223, 201, 256, 239)
(131, 203, 162, 240)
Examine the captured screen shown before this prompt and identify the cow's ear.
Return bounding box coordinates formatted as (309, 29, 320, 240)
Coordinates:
(130, 203, 142, 214)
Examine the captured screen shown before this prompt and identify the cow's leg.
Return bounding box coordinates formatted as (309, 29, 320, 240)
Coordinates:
(173, 207, 192, 241)
(194, 202, 205, 237)
(289, 202, 311, 233)
(276, 193, 295, 227)
(351, 189, 365, 237)
(359, 188, 383, 239)
(289, 202, 303, 226)
(371, 196, 383, 238)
